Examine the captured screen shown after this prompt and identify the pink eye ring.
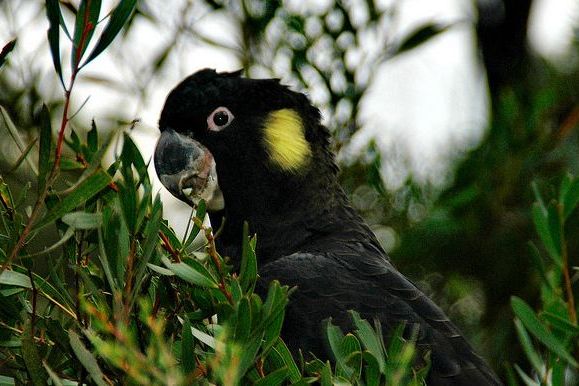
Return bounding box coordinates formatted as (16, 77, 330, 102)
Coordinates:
(207, 106, 234, 132)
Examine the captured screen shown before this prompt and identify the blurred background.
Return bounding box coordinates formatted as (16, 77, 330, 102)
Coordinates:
(1, 0, 578, 379)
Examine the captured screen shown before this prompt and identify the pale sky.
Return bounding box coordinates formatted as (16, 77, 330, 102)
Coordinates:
(1, 0, 577, 236)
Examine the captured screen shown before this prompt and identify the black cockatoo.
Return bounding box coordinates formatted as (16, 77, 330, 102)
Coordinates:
(154, 69, 502, 385)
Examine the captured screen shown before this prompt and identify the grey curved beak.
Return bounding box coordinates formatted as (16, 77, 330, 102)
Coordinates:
(154, 128, 223, 210)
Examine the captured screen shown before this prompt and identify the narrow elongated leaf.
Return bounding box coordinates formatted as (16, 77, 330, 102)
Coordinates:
(350, 311, 385, 373)
(546, 202, 562, 259)
(0, 39, 16, 68)
(146, 263, 174, 276)
(234, 297, 251, 341)
(71, 0, 101, 70)
(511, 296, 578, 367)
(254, 368, 289, 386)
(184, 199, 205, 247)
(514, 318, 545, 378)
(45, 0, 64, 87)
(0, 270, 32, 288)
(38, 105, 52, 194)
(21, 228, 75, 259)
(272, 339, 301, 383)
(514, 364, 540, 386)
(35, 170, 111, 229)
(562, 177, 579, 220)
(531, 203, 559, 264)
(161, 256, 217, 288)
(391, 24, 450, 57)
(84, 0, 137, 66)
(181, 318, 195, 374)
(21, 323, 48, 386)
(62, 211, 102, 229)
(43, 362, 64, 386)
(239, 221, 258, 292)
(69, 330, 107, 386)
(542, 312, 579, 336)
(191, 326, 216, 348)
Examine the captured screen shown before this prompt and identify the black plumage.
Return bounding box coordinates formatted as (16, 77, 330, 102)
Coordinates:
(154, 69, 502, 385)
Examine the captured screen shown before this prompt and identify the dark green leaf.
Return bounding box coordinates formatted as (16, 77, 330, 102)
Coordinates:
(562, 176, 579, 220)
(527, 242, 551, 289)
(239, 221, 258, 292)
(71, 0, 101, 70)
(61, 211, 102, 229)
(511, 297, 578, 367)
(45, 0, 64, 87)
(350, 311, 385, 373)
(87, 120, 98, 153)
(0, 39, 16, 68)
(532, 203, 559, 264)
(0, 270, 32, 288)
(546, 202, 562, 260)
(235, 297, 251, 341)
(161, 256, 217, 288)
(84, 0, 137, 66)
(181, 318, 195, 374)
(38, 105, 52, 194)
(272, 339, 301, 383)
(513, 318, 545, 378)
(184, 199, 205, 247)
(21, 323, 48, 386)
(69, 330, 107, 386)
(254, 368, 289, 386)
(35, 170, 111, 229)
(542, 312, 579, 336)
(392, 24, 451, 57)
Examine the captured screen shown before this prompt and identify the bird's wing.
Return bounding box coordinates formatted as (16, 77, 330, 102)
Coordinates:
(256, 251, 502, 386)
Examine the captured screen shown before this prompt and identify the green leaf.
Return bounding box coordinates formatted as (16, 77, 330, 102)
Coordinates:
(184, 199, 206, 247)
(562, 176, 579, 220)
(84, 0, 137, 66)
(513, 318, 545, 378)
(146, 263, 174, 276)
(35, 170, 111, 230)
(191, 326, 216, 348)
(239, 222, 258, 292)
(254, 368, 289, 386)
(362, 351, 381, 386)
(69, 330, 107, 386)
(45, 0, 64, 87)
(0, 39, 16, 68)
(0, 270, 32, 288)
(511, 296, 578, 367)
(21, 323, 48, 386)
(43, 362, 65, 386)
(61, 211, 102, 229)
(350, 311, 385, 373)
(391, 23, 451, 57)
(531, 203, 559, 264)
(326, 319, 353, 377)
(527, 242, 551, 289)
(542, 312, 579, 337)
(21, 228, 75, 259)
(38, 105, 53, 194)
(71, 0, 101, 70)
(272, 339, 301, 383)
(546, 202, 562, 259)
(514, 364, 540, 386)
(235, 297, 252, 342)
(161, 256, 217, 288)
(181, 318, 195, 374)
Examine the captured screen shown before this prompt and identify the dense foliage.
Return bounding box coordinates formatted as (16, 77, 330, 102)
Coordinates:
(0, 0, 578, 385)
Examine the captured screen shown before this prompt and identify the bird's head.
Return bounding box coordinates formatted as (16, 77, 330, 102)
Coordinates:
(155, 69, 337, 218)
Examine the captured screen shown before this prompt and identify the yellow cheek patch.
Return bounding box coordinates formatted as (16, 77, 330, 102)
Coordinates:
(263, 109, 312, 172)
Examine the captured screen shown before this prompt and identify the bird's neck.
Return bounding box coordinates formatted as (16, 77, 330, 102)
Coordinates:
(210, 167, 383, 266)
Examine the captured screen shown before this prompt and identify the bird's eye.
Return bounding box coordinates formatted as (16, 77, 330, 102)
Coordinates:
(207, 107, 234, 132)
